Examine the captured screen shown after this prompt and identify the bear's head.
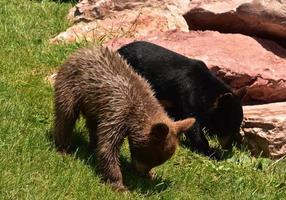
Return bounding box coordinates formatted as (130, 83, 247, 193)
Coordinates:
(130, 117, 195, 175)
(203, 89, 245, 149)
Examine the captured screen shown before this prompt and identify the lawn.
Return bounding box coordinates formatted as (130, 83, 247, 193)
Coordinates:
(0, 0, 285, 199)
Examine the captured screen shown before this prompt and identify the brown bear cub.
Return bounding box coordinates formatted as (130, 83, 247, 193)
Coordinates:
(54, 46, 196, 190)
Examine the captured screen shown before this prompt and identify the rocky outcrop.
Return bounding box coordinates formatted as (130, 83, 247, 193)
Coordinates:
(50, 0, 191, 44)
(241, 102, 286, 159)
(106, 30, 286, 104)
(184, 0, 286, 47)
(52, 0, 286, 46)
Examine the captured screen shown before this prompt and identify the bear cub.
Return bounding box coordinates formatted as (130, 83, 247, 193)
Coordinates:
(54, 46, 196, 190)
(118, 41, 245, 157)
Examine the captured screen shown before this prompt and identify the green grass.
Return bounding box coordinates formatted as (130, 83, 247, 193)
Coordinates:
(0, 0, 285, 199)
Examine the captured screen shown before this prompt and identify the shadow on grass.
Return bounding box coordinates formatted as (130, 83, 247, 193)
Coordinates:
(120, 159, 172, 194)
(180, 139, 237, 161)
(46, 129, 171, 195)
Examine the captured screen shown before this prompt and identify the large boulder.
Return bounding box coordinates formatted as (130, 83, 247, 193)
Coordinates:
(106, 30, 286, 104)
(51, 0, 286, 47)
(50, 0, 190, 44)
(241, 102, 286, 159)
(184, 0, 286, 47)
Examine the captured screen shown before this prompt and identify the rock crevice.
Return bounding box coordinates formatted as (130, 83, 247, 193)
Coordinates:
(184, 0, 286, 47)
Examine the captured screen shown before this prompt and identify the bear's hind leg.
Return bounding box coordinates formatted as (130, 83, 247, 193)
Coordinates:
(54, 103, 80, 153)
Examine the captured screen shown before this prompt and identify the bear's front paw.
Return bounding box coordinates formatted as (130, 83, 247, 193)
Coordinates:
(57, 147, 73, 155)
(146, 169, 156, 180)
(134, 168, 156, 180)
(110, 181, 127, 192)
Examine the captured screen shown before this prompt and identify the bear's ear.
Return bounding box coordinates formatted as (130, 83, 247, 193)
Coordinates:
(234, 87, 247, 100)
(150, 123, 170, 139)
(175, 118, 196, 134)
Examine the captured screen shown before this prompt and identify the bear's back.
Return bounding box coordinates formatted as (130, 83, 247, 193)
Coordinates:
(56, 46, 161, 123)
(118, 41, 232, 114)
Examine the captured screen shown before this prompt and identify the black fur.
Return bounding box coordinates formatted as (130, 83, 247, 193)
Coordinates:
(118, 41, 244, 156)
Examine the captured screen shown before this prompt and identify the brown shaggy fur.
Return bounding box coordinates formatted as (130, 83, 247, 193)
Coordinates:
(54, 46, 195, 190)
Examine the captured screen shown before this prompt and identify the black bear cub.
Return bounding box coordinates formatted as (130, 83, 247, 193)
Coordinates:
(118, 41, 245, 157)
(54, 46, 196, 190)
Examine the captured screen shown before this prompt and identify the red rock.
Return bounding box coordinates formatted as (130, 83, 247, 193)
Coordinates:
(67, 0, 114, 22)
(184, 0, 286, 47)
(106, 30, 286, 104)
(50, 0, 190, 44)
(241, 102, 286, 159)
